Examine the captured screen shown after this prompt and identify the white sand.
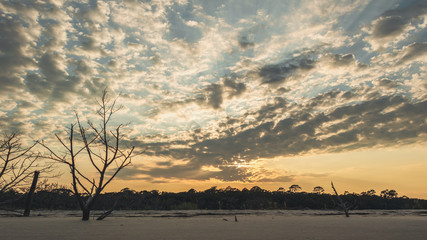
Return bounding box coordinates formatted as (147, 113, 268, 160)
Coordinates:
(1, 213, 427, 240)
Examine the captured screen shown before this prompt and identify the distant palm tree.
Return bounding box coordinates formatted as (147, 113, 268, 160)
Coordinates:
(289, 184, 302, 193)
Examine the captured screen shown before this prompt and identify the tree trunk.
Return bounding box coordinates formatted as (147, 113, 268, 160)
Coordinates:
(344, 208, 350, 217)
(82, 208, 91, 221)
(23, 171, 39, 217)
(331, 182, 350, 217)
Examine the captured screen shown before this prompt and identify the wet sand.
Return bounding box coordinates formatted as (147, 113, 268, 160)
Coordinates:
(1, 213, 427, 240)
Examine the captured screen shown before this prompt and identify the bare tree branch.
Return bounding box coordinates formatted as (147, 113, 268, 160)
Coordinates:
(0, 133, 54, 193)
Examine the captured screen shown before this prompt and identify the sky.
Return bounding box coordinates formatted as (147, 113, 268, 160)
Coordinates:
(1, 0, 426, 198)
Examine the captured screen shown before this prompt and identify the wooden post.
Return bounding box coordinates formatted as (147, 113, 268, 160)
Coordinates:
(23, 171, 39, 217)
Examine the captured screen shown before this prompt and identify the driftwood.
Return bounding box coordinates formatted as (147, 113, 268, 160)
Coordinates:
(331, 181, 350, 217)
(96, 201, 118, 220)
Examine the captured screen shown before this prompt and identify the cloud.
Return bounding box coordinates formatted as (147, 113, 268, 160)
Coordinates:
(26, 52, 80, 102)
(259, 53, 317, 85)
(371, 16, 407, 39)
(237, 24, 266, 50)
(396, 42, 427, 65)
(115, 157, 253, 182)
(329, 53, 357, 67)
(164, 1, 203, 44)
(122, 87, 427, 182)
(365, 0, 427, 50)
(315, 53, 366, 76)
(375, 78, 400, 90)
(254, 97, 288, 122)
(0, 0, 99, 106)
(197, 83, 223, 109)
(238, 35, 255, 49)
(153, 83, 224, 112)
(0, 16, 34, 95)
(151, 77, 247, 116)
(255, 175, 294, 183)
(223, 77, 247, 98)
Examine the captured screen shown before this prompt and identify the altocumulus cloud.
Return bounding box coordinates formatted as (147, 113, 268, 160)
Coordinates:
(0, 0, 426, 183)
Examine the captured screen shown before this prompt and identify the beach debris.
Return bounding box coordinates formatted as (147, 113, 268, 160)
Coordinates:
(97, 201, 118, 220)
(223, 218, 228, 221)
(96, 208, 114, 220)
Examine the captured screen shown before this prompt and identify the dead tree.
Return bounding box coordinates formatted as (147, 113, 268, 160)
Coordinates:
(23, 171, 39, 216)
(39, 90, 136, 220)
(331, 181, 350, 217)
(0, 133, 51, 193)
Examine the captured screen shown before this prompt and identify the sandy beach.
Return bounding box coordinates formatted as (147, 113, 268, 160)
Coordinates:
(1, 210, 427, 240)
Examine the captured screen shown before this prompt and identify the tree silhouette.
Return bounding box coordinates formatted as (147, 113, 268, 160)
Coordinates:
(388, 189, 398, 198)
(313, 186, 325, 194)
(361, 189, 376, 196)
(289, 184, 302, 193)
(1, 185, 427, 211)
(250, 186, 265, 192)
(39, 90, 136, 220)
(380, 189, 398, 199)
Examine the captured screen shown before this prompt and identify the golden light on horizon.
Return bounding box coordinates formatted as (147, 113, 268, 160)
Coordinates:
(1, 0, 427, 200)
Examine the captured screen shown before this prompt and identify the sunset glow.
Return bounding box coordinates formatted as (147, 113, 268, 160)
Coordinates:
(1, 0, 426, 198)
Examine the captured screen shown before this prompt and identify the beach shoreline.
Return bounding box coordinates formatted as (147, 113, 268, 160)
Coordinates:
(1, 210, 427, 240)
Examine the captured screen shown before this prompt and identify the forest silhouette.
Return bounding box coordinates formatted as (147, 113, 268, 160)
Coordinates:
(1, 185, 426, 212)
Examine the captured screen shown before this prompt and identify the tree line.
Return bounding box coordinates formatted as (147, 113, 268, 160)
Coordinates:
(1, 185, 426, 211)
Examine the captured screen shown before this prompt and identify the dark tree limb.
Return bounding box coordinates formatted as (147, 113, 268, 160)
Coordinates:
(1, 133, 53, 193)
(331, 181, 350, 217)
